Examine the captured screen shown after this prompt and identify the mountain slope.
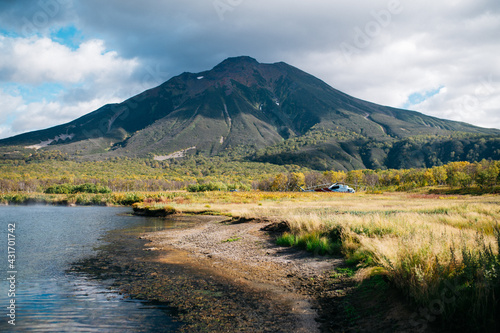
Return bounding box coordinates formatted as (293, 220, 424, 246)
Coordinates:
(1, 56, 498, 169)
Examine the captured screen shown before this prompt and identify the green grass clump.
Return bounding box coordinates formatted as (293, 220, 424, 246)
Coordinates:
(332, 267, 356, 278)
(344, 248, 376, 267)
(276, 232, 297, 247)
(116, 192, 145, 205)
(222, 237, 242, 243)
(277, 231, 341, 256)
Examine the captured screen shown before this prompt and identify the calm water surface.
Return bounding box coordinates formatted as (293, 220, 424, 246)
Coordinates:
(0, 205, 183, 332)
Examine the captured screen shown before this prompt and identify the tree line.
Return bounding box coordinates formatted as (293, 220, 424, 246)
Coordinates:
(254, 160, 500, 192)
(0, 157, 498, 193)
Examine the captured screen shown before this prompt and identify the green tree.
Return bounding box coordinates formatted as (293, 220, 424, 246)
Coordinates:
(456, 172, 473, 188)
(423, 169, 436, 186)
(475, 162, 499, 189)
(446, 162, 470, 187)
(347, 170, 364, 187)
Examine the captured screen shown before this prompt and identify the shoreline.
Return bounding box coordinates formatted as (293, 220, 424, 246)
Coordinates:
(72, 213, 424, 332)
(73, 215, 331, 332)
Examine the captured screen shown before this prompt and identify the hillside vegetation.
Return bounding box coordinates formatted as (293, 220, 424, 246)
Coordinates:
(0, 149, 498, 194)
(252, 132, 500, 171)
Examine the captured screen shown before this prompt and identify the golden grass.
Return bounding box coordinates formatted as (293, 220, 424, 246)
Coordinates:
(140, 191, 500, 329)
(137, 192, 500, 265)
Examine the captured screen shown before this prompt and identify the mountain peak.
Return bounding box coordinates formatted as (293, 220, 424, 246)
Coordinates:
(213, 56, 259, 71)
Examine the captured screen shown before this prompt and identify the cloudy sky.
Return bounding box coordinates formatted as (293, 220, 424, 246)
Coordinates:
(0, 0, 499, 139)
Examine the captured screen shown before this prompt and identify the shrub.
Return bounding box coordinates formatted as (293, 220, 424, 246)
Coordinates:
(44, 184, 73, 194)
(6, 193, 29, 204)
(396, 181, 418, 192)
(73, 183, 112, 194)
(44, 183, 111, 194)
(187, 182, 228, 192)
(75, 194, 92, 205)
(119, 192, 145, 205)
(91, 194, 104, 205)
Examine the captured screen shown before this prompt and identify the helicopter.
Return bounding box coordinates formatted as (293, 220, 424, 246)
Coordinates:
(300, 183, 356, 193)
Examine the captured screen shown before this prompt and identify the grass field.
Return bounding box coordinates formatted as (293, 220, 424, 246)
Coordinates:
(131, 191, 500, 331)
(2, 190, 499, 331)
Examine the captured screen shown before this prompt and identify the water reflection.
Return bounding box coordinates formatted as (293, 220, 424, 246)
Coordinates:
(117, 214, 199, 234)
(0, 206, 181, 332)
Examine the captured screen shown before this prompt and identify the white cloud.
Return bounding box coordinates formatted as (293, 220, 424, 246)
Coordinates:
(9, 97, 121, 133)
(0, 35, 150, 138)
(0, 86, 127, 137)
(0, 90, 23, 138)
(0, 36, 139, 84)
(0, 90, 24, 120)
(283, 3, 500, 129)
(415, 77, 500, 129)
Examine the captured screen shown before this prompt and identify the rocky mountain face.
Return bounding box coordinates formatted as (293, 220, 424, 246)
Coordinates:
(1, 56, 499, 170)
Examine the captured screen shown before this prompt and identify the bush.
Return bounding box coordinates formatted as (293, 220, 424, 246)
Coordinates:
(118, 192, 145, 205)
(75, 194, 92, 205)
(44, 183, 111, 194)
(5, 193, 29, 204)
(396, 181, 418, 192)
(44, 184, 73, 194)
(91, 194, 104, 205)
(73, 183, 112, 194)
(187, 182, 228, 192)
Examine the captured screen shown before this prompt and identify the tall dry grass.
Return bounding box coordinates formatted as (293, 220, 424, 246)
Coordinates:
(137, 192, 500, 330)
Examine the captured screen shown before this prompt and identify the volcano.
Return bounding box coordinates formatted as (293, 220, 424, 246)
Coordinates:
(1, 56, 498, 169)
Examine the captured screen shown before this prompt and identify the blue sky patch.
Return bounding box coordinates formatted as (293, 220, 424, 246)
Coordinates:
(403, 86, 444, 109)
(50, 25, 83, 50)
(1, 82, 65, 104)
(0, 29, 19, 38)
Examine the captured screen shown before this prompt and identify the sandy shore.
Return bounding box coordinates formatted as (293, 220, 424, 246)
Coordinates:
(143, 216, 345, 332)
(72, 215, 424, 332)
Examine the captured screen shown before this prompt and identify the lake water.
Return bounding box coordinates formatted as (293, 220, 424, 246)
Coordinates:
(0, 205, 181, 332)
